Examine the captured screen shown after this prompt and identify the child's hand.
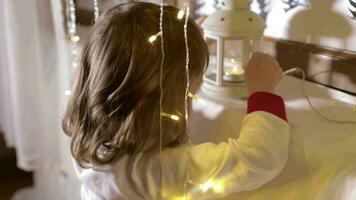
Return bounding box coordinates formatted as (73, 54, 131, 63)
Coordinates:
(245, 53, 283, 95)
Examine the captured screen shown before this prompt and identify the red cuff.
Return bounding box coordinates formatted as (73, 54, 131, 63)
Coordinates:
(247, 92, 287, 121)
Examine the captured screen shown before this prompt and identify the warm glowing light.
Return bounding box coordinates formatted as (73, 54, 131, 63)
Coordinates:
(72, 62, 78, 68)
(71, 49, 78, 55)
(212, 182, 224, 193)
(199, 179, 225, 193)
(187, 92, 208, 106)
(200, 180, 214, 192)
(148, 32, 162, 44)
(230, 58, 242, 67)
(225, 68, 245, 76)
(71, 35, 80, 42)
(160, 112, 180, 121)
(177, 10, 185, 20)
(177, 2, 187, 20)
(149, 35, 158, 43)
(173, 195, 192, 200)
(64, 90, 72, 96)
(187, 92, 198, 100)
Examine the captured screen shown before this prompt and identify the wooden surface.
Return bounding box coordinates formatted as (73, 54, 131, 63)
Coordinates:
(263, 37, 356, 96)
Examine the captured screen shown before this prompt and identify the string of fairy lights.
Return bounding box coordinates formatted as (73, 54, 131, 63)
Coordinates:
(155, 1, 192, 198)
(158, 0, 167, 198)
(64, 0, 100, 97)
(159, 0, 166, 154)
(93, 0, 100, 22)
(182, 1, 193, 199)
(64, 0, 79, 96)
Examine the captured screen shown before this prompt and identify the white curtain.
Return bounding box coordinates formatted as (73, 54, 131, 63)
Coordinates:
(0, 0, 62, 171)
(0, 0, 80, 199)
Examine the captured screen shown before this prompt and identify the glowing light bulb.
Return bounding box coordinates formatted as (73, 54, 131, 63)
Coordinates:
(200, 180, 214, 192)
(148, 32, 162, 44)
(177, 10, 185, 20)
(71, 49, 78, 55)
(188, 92, 207, 106)
(72, 62, 78, 68)
(187, 92, 198, 100)
(171, 115, 180, 121)
(64, 90, 72, 96)
(199, 179, 225, 193)
(160, 112, 180, 121)
(71, 35, 80, 42)
(149, 35, 158, 43)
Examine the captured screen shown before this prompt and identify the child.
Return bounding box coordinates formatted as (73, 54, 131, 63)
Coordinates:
(63, 2, 290, 200)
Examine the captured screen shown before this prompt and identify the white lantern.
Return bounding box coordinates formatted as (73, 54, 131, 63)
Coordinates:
(201, 0, 266, 98)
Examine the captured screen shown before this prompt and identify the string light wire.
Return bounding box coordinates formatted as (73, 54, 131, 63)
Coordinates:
(159, 0, 165, 156)
(66, 0, 76, 38)
(157, 1, 194, 198)
(184, 0, 191, 143)
(183, 0, 192, 198)
(159, 1, 166, 199)
(284, 68, 356, 124)
(93, 0, 100, 22)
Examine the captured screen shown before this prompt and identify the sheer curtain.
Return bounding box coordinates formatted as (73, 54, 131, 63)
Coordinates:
(0, 0, 61, 170)
(0, 0, 80, 199)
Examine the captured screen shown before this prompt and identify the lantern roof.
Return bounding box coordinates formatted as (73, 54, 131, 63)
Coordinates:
(202, 4, 266, 38)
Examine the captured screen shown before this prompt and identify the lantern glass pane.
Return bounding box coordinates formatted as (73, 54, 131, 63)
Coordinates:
(223, 39, 245, 72)
(204, 37, 218, 83)
(222, 39, 249, 83)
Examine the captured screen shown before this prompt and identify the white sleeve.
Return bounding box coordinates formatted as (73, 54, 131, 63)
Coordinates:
(123, 111, 290, 200)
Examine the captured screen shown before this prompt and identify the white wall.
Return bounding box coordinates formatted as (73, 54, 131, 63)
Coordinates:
(251, 0, 356, 52)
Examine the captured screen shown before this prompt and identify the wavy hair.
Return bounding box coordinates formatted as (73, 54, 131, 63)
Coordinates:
(62, 2, 209, 167)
